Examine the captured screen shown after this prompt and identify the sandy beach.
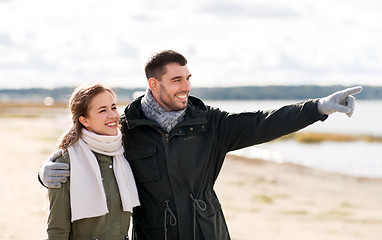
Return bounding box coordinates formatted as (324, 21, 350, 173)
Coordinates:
(1, 112, 381, 240)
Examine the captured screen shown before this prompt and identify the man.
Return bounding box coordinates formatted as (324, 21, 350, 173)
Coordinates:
(40, 50, 362, 239)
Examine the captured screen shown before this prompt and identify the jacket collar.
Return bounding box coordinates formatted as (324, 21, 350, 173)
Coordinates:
(124, 95, 208, 130)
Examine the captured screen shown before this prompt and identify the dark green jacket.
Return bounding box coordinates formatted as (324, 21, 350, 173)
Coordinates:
(47, 151, 132, 240)
(120, 96, 327, 240)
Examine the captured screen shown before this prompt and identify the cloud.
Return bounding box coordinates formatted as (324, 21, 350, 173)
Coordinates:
(199, 1, 301, 19)
(0, 33, 12, 45)
(132, 15, 155, 22)
(0, 0, 381, 88)
(118, 40, 140, 57)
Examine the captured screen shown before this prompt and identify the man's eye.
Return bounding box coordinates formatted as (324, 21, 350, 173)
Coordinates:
(99, 110, 106, 113)
(112, 107, 117, 110)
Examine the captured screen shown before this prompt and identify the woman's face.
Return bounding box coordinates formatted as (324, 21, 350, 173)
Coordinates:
(79, 91, 120, 136)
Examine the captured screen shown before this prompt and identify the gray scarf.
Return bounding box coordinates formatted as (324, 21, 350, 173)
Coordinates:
(141, 89, 186, 133)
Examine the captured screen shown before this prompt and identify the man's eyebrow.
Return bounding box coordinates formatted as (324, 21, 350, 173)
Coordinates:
(170, 75, 182, 80)
(97, 106, 107, 110)
(170, 74, 192, 80)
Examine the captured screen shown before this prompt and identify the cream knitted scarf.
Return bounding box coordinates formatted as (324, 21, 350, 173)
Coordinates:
(68, 128, 140, 222)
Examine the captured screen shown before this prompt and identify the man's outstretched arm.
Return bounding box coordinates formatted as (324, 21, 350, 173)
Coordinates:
(38, 149, 70, 188)
(217, 86, 363, 152)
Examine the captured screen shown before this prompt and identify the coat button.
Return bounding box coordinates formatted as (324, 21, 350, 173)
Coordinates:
(109, 164, 113, 169)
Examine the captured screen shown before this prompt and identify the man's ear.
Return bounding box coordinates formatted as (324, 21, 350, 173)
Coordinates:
(148, 77, 159, 93)
(79, 116, 90, 128)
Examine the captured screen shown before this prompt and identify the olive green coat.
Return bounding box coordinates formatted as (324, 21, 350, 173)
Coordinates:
(47, 151, 132, 240)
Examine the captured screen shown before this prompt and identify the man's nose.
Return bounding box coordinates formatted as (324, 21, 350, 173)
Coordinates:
(180, 78, 191, 91)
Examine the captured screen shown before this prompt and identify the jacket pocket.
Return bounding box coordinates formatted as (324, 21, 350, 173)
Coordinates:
(196, 195, 222, 217)
(125, 145, 159, 183)
(195, 196, 229, 239)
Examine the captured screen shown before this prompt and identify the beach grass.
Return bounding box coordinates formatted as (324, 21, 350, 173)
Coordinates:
(280, 132, 382, 143)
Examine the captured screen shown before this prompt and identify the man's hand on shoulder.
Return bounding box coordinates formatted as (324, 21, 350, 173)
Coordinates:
(317, 86, 363, 117)
(38, 149, 70, 188)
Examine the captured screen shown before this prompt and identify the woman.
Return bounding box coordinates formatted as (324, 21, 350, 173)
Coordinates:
(47, 83, 140, 240)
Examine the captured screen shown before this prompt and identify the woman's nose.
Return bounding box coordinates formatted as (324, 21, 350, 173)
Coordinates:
(108, 109, 118, 118)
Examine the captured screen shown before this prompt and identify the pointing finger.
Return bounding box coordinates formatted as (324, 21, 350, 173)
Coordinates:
(342, 86, 363, 97)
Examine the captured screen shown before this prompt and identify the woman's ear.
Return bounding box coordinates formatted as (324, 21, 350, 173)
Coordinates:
(148, 77, 159, 93)
(79, 116, 90, 127)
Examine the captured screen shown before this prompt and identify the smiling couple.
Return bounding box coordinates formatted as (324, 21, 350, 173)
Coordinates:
(39, 50, 362, 240)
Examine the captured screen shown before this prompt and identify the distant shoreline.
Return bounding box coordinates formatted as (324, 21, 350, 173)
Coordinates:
(1, 85, 381, 103)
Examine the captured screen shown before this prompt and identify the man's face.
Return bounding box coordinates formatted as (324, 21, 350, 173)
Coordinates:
(152, 62, 192, 112)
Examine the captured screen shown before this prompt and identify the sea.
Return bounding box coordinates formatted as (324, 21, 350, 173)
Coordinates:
(203, 100, 382, 178)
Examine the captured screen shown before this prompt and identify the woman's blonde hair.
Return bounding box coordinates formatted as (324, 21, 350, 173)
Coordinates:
(59, 83, 116, 150)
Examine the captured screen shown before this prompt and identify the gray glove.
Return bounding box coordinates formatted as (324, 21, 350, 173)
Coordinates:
(317, 86, 363, 117)
(38, 149, 70, 188)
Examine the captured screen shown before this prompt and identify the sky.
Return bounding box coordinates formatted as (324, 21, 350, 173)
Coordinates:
(0, 0, 381, 89)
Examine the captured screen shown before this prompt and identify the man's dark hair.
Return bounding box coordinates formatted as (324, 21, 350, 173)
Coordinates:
(145, 50, 187, 80)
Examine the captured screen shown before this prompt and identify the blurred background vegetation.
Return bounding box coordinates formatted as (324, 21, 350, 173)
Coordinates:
(0, 85, 380, 104)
